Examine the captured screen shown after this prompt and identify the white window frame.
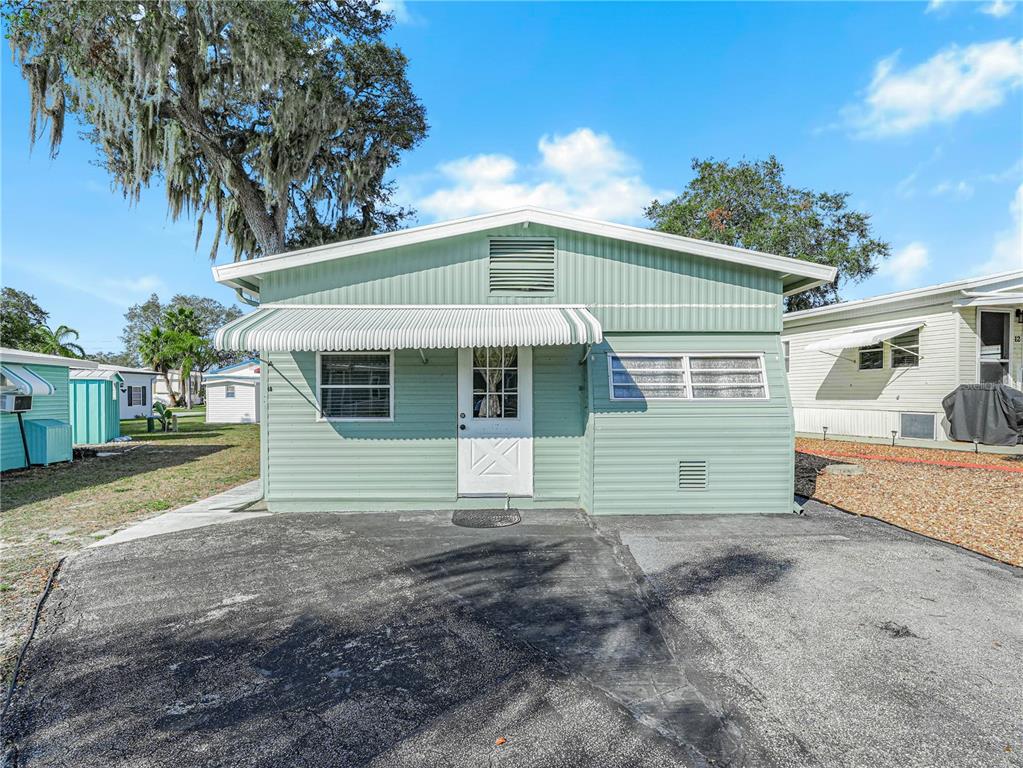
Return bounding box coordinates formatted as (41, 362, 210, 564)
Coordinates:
(608, 352, 770, 402)
(976, 309, 1011, 385)
(316, 350, 395, 422)
(858, 342, 884, 370)
(225, 384, 236, 399)
(890, 329, 921, 369)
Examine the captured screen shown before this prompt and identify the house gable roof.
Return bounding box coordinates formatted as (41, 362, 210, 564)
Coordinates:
(212, 207, 837, 299)
(784, 269, 1023, 323)
(0, 348, 99, 369)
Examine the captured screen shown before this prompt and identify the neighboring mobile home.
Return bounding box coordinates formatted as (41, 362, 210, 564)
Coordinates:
(212, 207, 836, 514)
(0, 348, 97, 471)
(96, 364, 158, 420)
(204, 360, 260, 424)
(154, 370, 203, 407)
(783, 271, 1023, 443)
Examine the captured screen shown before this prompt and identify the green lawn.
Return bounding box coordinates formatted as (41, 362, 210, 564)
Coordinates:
(0, 418, 259, 684)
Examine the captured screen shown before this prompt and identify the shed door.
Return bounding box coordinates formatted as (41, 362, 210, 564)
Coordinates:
(457, 347, 533, 497)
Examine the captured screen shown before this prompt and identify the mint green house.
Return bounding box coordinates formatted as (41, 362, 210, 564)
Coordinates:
(1, 348, 97, 471)
(213, 208, 835, 515)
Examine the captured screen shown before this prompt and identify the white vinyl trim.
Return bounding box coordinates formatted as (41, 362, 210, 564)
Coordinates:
(315, 350, 395, 422)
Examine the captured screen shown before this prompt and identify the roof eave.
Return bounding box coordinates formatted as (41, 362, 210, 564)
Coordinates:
(211, 207, 840, 289)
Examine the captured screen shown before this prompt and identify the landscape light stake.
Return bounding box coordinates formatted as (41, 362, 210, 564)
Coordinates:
(891, 430, 897, 447)
(822, 426, 828, 441)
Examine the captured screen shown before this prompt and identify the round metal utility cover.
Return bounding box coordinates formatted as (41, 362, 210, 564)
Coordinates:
(452, 509, 521, 528)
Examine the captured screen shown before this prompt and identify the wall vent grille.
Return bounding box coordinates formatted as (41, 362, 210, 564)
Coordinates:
(678, 460, 708, 491)
(489, 238, 556, 294)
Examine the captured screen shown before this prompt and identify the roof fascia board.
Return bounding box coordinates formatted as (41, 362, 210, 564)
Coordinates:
(211, 207, 837, 291)
(0, 348, 100, 368)
(784, 270, 1023, 323)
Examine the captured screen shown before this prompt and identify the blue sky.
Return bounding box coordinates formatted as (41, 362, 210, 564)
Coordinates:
(2, 1, 1021, 353)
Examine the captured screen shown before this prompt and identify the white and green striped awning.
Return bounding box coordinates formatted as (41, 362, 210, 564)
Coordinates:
(214, 305, 603, 352)
(0, 363, 56, 395)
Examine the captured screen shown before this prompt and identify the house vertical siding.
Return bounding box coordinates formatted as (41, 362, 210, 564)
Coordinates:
(1, 364, 72, 471)
(588, 334, 792, 515)
(69, 379, 120, 445)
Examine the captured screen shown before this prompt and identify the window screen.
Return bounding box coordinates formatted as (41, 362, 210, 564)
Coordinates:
(891, 329, 920, 368)
(979, 312, 1010, 384)
(859, 343, 883, 370)
(609, 355, 767, 400)
(320, 353, 392, 419)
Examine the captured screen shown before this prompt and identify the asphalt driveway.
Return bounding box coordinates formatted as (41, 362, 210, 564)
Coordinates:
(2, 503, 1021, 768)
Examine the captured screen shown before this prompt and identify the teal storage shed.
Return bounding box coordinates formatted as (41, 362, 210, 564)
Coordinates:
(1, 349, 94, 471)
(211, 207, 837, 515)
(69, 369, 123, 445)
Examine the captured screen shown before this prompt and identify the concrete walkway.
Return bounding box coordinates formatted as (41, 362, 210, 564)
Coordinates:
(90, 480, 266, 548)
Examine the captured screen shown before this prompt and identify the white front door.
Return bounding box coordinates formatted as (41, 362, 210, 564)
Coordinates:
(457, 346, 533, 497)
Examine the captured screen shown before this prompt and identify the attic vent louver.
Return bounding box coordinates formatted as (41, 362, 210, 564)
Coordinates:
(678, 460, 708, 491)
(489, 238, 556, 294)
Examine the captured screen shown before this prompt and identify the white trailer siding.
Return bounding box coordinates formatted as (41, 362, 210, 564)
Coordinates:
(117, 372, 156, 420)
(784, 272, 1023, 443)
(205, 380, 259, 423)
(785, 300, 959, 439)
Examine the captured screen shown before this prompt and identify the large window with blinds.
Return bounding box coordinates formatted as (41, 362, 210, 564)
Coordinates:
(609, 354, 769, 401)
(318, 352, 393, 420)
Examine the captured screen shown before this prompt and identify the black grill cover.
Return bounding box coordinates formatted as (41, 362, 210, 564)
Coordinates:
(941, 384, 1023, 446)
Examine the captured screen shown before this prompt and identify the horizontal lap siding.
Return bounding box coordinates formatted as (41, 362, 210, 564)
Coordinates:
(1, 364, 71, 471)
(265, 350, 457, 504)
(206, 383, 259, 423)
(532, 346, 585, 501)
(783, 301, 959, 414)
(589, 334, 792, 515)
(260, 225, 781, 333)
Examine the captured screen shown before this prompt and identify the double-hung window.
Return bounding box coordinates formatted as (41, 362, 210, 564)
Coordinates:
(858, 342, 883, 370)
(225, 385, 236, 399)
(891, 329, 920, 368)
(609, 354, 768, 400)
(319, 352, 393, 420)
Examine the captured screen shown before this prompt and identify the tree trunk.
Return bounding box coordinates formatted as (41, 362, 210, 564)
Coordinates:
(162, 370, 178, 406)
(183, 368, 193, 409)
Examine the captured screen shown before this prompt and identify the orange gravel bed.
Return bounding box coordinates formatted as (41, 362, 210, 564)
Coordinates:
(796, 438, 1023, 567)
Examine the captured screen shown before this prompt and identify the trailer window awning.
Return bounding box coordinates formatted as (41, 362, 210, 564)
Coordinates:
(0, 363, 56, 395)
(803, 321, 925, 353)
(214, 305, 604, 352)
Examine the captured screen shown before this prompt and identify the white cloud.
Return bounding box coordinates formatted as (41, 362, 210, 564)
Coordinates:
(975, 183, 1023, 273)
(8, 261, 165, 308)
(980, 0, 1016, 17)
(414, 128, 671, 223)
(930, 179, 975, 198)
(846, 39, 1023, 137)
(925, 0, 947, 13)
(879, 242, 930, 287)
(378, 0, 418, 24)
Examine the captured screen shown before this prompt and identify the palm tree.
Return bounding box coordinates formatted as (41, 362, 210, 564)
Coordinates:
(139, 326, 179, 405)
(32, 324, 85, 358)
